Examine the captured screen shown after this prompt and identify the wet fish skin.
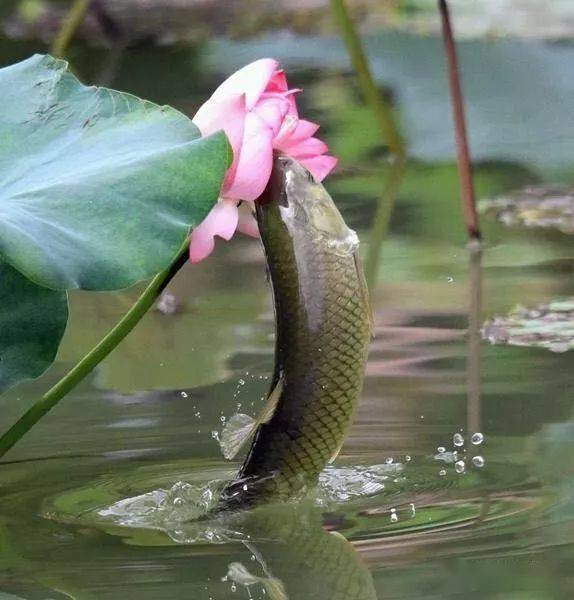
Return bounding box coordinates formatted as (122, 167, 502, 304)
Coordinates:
(220, 154, 372, 509)
(229, 503, 377, 600)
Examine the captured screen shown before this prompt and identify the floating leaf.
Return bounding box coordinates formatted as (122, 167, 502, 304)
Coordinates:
(0, 54, 229, 290)
(0, 259, 68, 393)
(479, 185, 574, 234)
(483, 299, 574, 353)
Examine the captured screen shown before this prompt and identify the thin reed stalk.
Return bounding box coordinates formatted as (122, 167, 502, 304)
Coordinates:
(329, 0, 407, 287)
(51, 0, 92, 58)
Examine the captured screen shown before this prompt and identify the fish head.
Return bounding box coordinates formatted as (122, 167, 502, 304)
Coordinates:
(269, 154, 356, 249)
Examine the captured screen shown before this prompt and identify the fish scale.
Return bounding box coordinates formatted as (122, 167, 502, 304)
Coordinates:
(220, 154, 371, 510)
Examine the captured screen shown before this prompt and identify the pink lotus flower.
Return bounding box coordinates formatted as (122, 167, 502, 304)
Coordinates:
(189, 59, 337, 262)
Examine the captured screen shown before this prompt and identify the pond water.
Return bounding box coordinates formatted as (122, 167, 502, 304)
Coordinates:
(1, 9, 574, 600)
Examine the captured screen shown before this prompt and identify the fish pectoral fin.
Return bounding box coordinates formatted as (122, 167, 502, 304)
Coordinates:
(220, 377, 284, 460)
(220, 413, 258, 460)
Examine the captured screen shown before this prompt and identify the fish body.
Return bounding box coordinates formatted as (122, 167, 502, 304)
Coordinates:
(228, 503, 377, 600)
(220, 154, 372, 510)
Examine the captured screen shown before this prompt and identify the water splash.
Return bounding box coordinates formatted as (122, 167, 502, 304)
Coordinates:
(455, 460, 466, 474)
(453, 433, 464, 447)
(471, 432, 485, 445)
(316, 462, 405, 503)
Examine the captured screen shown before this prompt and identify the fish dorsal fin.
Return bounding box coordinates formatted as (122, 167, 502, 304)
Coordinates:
(219, 376, 284, 460)
(353, 248, 375, 338)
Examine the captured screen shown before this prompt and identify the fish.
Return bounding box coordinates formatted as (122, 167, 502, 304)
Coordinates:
(226, 502, 377, 600)
(218, 154, 372, 511)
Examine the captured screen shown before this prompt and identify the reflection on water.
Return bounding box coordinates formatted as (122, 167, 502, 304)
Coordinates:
(1, 10, 574, 600)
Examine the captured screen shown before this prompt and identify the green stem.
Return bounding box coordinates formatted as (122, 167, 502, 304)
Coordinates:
(365, 156, 406, 288)
(0, 241, 190, 460)
(329, 0, 407, 287)
(51, 0, 92, 58)
(329, 0, 406, 159)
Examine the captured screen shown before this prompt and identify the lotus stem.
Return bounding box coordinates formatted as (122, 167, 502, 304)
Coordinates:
(364, 156, 405, 288)
(329, 0, 405, 159)
(467, 245, 482, 434)
(329, 0, 407, 288)
(51, 0, 92, 58)
(438, 0, 481, 242)
(0, 240, 190, 460)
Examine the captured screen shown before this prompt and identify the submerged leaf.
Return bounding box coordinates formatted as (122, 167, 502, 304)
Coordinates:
(483, 299, 574, 353)
(479, 185, 574, 234)
(0, 54, 229, 290)
(0, 259, 68, 393)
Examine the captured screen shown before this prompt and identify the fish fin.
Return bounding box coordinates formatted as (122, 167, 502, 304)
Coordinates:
(219, 377, 284, 460)
(261, 577, 288, 600)
(259, 375, 284, 424)
(328, 437, 346, 464)
(227, 562, 287, 600)
(353, 248, 375, 338)
(220, 413, 257, 460)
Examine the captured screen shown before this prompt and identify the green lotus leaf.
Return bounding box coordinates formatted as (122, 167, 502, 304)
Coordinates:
(0, 258, 68, 393)
(0, 54, 229, 290)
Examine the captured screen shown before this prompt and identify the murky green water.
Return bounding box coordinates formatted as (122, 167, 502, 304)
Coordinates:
(1, 9, 574, 599)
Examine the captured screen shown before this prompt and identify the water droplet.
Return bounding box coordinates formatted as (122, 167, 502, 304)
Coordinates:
(447, 276, 454, 283)
(472, 455, 485, 468)
(385, 457, 394, 464)
(405, 455, 411, 462)
(471, 432, 484, 445)
(211, 430, 220, 441)
(439, 469, 447, 476)
(455, 459, 466, 473)
(180, 391, 188, 398)
(242, 484, 248, 491)
(390, 508, 398, 523)
(238, 379, 245, 386)
(409, 503, 416, 517)
(420, 415, 425, 420)
(220, 415, 226, 423)
(173, 497, 183, 506)
(437, 446, 446, 453)
(453, 433, 464, 447)
(231, 583, 237, 592)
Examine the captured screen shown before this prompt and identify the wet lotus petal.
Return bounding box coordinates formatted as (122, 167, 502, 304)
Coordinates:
(479, 185, 574, 233)
(483, 298, 574, 353)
